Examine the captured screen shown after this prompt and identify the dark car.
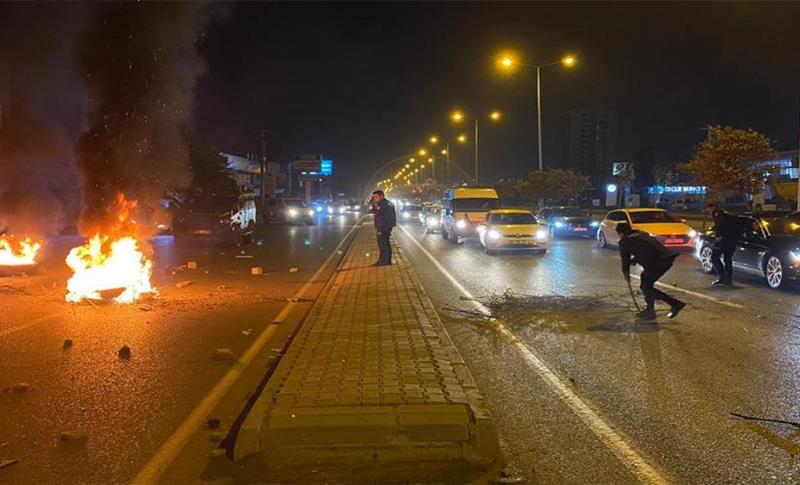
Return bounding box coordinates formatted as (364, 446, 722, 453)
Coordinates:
(696, 211, 800, 289)
(537, 206, 598, 237)
(173, 192, 257, 246)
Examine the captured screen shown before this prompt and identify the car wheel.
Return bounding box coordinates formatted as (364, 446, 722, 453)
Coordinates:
(598, 230, 607, 248)
(441, 227, 449, 240)
(765, 255, 785, 289)
(699, 245, 714, 273)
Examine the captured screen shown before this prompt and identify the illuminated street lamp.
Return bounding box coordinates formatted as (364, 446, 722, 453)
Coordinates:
(448, 110, 501, 183)
(495, 49, 578, 170)
(429, 136, 439, 144)
(450, 110, 464, 123)
(457, 134, 467, 143)
(418, 148, 427, 156)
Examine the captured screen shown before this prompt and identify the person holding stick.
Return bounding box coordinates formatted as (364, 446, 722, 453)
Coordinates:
(616, 222, 686, 321)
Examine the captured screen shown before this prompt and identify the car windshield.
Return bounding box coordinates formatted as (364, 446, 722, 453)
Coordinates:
(628, 210, 677, 223)
(283, 199, 308, 208)
(453, 198, 500, 211)
(551, 208, 588, 217)
(490, 213, 537, 225)
(763, 215, 800, 236)
(404, 205, 422, 211)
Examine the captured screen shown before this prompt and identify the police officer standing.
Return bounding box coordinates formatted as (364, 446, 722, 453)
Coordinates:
(369, 190, 396, 266)
(706, 202, 743, 286)
(616, 222, 686, 321)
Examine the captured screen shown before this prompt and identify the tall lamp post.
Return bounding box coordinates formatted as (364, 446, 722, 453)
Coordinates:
(448, 110, 501, 183)
(496, 51, 577, 171)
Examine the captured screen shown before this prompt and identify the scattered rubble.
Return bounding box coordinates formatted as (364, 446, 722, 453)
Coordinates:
(175, 281, 192, 288)
(288, 267, 299, 273)
(211, 348, 235, 361)
(286, 297, 298, 302)
(11, 383, 30, 394)
(0, 458, 20, 469)
(234, 255, 254, 259)
(118, 346, 132, 360)
(187, 261, 198, 270)
(216, 285, 228, 291)
(62, 339, 74, 350)
(250, 267, 263, 275)
(207, 418, 221, 429)
(59, 430, 88, 446)
(241, 328, 254, 336)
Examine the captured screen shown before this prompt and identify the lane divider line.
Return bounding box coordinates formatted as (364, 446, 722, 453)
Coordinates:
(629, 274, 745, 309)
(397, 224, 668, 485)
(132, 221, 362, 485)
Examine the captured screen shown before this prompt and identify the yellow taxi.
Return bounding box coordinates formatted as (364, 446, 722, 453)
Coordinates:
(597, 208, 698, 250)
(477, 209, 548, 255)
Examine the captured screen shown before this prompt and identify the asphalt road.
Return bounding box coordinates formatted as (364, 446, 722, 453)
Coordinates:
(395, 221, 800, 484)
(0, 212, 361, 485)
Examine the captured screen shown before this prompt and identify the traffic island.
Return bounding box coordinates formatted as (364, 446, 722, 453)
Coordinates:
(234, 225, 502, 483)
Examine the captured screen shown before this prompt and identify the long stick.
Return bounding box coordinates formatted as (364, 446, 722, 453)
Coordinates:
(626, 278, 642, 312)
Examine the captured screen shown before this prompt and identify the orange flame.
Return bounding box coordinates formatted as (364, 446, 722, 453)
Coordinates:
(0, 236, 42, 266)
(65, 194, 156, 303)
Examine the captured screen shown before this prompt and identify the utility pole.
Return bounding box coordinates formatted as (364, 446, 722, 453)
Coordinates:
(446, 142, 451, 185)
(474, 119, 479, 183)
(259, 129, 267, 213)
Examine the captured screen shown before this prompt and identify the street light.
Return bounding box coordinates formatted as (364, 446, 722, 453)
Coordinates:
(418, 148, 427, 156)
(457, 134, 467, 143)
(495, 50, 578, 171)
(450, 110, 465, 123)
(429, 136, 439, 144)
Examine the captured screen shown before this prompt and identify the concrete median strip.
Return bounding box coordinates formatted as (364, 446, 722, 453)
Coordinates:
(235, 226, 502, 483)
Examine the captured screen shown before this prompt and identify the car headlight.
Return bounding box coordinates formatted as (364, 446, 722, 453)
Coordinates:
(403, 212, 410, 219)
(488, 229, 501, 240)
(456, 219, 467, 229)
(316, 206, 324, 212)
(554, 221, 565, 228)
(427, 216, 439, 226)
(327, 207, 333, 214)
(590, 221, 599, 227)
(536, 229, 548, 240)
(288, 208, 298, 218)
(306, 209, 314, 217)
(339, 206, 346, 213)
(688, 229, 698, 239)
(791, 250, 800, 262)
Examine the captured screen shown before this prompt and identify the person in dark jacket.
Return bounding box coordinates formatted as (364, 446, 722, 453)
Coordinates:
(706, 202, 743, 286)
(616, 222, 685, 321)
(369, 190, 396, 266)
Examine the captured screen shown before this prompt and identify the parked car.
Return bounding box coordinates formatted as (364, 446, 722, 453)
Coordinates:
(477, 209, 548, 255)
(441, 186, 501, 243)
(266, 198, 315, 225)
(537, 206, 598, 238)
(696, 211, 800, 289)
(597, 208, 697, 251)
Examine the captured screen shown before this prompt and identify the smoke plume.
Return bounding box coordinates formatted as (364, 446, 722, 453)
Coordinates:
(0, 3, 87, 236)
(75, 2, 214, 233)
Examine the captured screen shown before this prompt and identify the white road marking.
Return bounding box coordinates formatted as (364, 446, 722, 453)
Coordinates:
(0, 312, 62, 338)
(132, 221, 362, 485)
(629, 274, 745, 309)
(397, 224, 669, 485)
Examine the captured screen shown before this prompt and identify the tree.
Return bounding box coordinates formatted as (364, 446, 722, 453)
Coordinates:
(518, 169, 589, 207)
(494, 179, 521, 199)
(652, 165, 674, 205)
(679, 125, 776, 201)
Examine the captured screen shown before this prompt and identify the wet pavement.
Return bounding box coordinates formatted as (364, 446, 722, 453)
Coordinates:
(395, 221, 800, 484)
(0, 213, 360, 485)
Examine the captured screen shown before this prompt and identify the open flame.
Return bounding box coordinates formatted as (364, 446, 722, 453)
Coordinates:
(0, 236, 42, 266)
(65, 194, 156, 303)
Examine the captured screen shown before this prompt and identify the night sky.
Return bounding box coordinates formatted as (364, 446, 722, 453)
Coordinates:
(195, 2, 800, 191)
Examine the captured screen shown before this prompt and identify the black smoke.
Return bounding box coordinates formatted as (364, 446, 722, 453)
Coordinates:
(75, 2, 216, 233)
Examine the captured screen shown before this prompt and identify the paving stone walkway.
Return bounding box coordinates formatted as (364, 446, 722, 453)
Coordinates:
(237, 224, 501, 482)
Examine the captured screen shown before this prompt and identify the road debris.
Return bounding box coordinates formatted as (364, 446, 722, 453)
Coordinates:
(118, 345, 132, 360)
(242, 328, 254, 336)
(11, 383, 30, 394)
(251, 266, 263, 275)
(187, 261, 198, 270)
(216, 285, 228, 291)
(59, 430, 88, 446)
(211, 348, 235, 361)
(62, 339, 74, 350)
(235, 255, 254, 259)
(175, 280, 192, 288)
(208, 431, 225, 442)
(288, 267, 299, 273)
(286, 297, 298, 302)
(139, 305, 153, 312)
(0, 458, 20, 469)
(730, 412, 800, 429)
(207, 418, 221, 429)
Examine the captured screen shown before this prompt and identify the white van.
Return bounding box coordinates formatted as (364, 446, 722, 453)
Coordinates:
(441, 187, 500, 243)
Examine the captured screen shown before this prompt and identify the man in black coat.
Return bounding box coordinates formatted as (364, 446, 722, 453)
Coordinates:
(617, 222, 685, 321)
(706, 202, 744, 286)
(369, 190, 396, 266)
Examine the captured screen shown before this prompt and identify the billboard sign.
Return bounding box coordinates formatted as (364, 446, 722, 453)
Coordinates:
(612, 162, 633, 176)
(321, 160, 333, 176)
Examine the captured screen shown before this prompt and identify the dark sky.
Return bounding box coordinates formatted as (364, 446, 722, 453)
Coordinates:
(196, 2, 797, 189)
